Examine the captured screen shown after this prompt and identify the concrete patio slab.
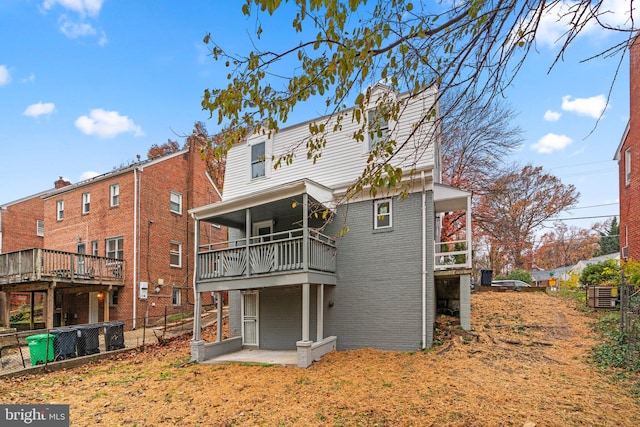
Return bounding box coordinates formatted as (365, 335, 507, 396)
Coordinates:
(200, 348, 298, 367)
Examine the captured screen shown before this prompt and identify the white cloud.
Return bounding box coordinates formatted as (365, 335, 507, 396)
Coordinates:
(532, 0, 638, 48)
(59, 15, 96, 38)
(75, 109, 144, 138)
(544, 110, 562, 121)
(41, 0, 104, 17)
(79, 170, 100, 181)
(561, 94, 609, 119)
(23, 102, 56, 118)
(21, 73, 36, 84)
(531, 133, 573, 153)
(0, 65, 11, 86)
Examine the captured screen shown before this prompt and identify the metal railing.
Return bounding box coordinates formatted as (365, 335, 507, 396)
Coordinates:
(197, 228, 337, 281)
(434, 239, 472, 270)
(0, 248, 124, 284)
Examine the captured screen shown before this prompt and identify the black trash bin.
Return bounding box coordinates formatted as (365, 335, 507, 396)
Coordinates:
(103, 321, 125, 351)
(51, 327, 77, 360)
(76, 325, 100, 356)
(480, 269, 493, 286)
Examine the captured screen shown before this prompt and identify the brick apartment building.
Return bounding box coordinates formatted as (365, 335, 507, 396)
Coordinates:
(616, 34, 639, 261)
(0, 133, 224, 329)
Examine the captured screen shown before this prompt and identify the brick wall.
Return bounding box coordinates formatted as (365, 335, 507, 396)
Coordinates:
(620, 36, 640, 261)
(40, 140, 224, 326)
(1, 196, 45, 253)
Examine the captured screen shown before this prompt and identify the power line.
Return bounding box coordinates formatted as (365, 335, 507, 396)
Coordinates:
(567, 202, 619, 210)
(543, 214, 618, 222)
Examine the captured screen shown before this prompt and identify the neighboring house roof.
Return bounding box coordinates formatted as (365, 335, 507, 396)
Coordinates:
(570, 252, 620, 275)
(1, 188, 55, 209)
(530, 252, 620, 282)
(42, 148, 191, 199)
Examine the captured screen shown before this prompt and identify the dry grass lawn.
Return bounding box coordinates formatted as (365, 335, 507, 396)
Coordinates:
(2, 291, 640, 426)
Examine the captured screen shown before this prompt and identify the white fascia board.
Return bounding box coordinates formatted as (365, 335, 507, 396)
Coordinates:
(434, 183, 472, 212)
(189, 179, 334, 220)
(613, 121, 630, 161)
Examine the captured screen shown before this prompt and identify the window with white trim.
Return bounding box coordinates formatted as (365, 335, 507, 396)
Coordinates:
(56, 200, 64, 221)
(91, 240, 99, 256)
(170, 241, 182, 268)
(172, 287, 181, 305)
(36, 220, 44, 237)
(170, 191, 182, 214)
(374, 199, 392, 229)
(251, 141, 266, 179)
(106, 237, 124, 260)
(110, 184, 120, 207)
(625, 148, 631, 186)
(82, 192, 91, 214)
(367, 109, 389, 151)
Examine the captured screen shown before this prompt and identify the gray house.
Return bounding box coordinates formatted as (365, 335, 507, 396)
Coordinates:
(189, 84, 472, 367)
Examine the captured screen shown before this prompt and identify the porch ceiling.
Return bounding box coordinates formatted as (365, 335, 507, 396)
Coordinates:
(434, 183, 471, 213)
(190, 179, 335, 227)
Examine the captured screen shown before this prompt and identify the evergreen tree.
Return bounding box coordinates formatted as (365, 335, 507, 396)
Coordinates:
(595, 217, 620, 257)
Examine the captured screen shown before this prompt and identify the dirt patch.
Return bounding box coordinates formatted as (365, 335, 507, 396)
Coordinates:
(1, 292, 639, 426)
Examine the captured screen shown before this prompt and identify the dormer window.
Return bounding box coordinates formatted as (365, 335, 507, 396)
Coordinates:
(367, 109, 389, 151)
(251, 141, 266, 179)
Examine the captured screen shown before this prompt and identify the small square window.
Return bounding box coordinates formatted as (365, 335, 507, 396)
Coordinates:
(170, 191, 182, 214)
(110, 184, 120, 207)
(36, 220, 44, 237)
(172, 288, 181, 306)
(170, 241, 182, 268)
(374, 199, 392, 229)
(82, 192, 91, 214)
(251, 142, 266, 179)
(56, 200, 64, 221)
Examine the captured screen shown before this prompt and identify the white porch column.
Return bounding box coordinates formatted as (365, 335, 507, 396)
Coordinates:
(465, 194, 472, 268)
(302, 193, 309, 270)
(316, 284, 324, 342)
(302, 283, 310, 342)
(216, 290, 223, 342)
(192, 217, 202, 342)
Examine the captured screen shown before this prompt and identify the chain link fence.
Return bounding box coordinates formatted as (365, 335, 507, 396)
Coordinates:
(0, 304, 218, 375)
(619, 277, 640, 364)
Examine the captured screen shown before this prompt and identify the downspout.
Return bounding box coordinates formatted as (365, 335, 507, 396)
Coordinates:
(132, 167, 139, 329)
(421, 171, 427, 349)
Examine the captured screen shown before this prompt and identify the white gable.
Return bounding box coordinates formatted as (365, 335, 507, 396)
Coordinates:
(222, 85, 439, 201)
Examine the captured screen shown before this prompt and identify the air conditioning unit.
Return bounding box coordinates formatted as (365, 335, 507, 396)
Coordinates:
(587, 286, 617, 309)
(622, 246, 629, 260)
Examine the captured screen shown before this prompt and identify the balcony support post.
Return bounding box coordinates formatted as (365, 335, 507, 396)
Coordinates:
(465, 194, 472, 268)
(245, 209, 251, 278)
(302, 283, 310, 342)
(316, 284, 324, 342)
(303, 193, 309, 271)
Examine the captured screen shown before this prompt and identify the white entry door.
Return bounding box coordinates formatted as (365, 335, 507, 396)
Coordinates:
(241, 291, 259, 346)
(88, 292, 99, 323)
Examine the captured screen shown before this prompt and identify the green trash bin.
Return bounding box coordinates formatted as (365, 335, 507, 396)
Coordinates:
(26, 333, 56, 366)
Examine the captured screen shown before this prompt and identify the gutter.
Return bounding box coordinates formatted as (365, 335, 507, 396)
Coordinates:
(421, 170, 427, 349)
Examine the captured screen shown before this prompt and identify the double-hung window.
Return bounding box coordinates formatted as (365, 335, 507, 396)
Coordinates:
(367, 109, 389, 151)
(374, 199, 393, 230)
(170, 241, 182, 268)
(172, 287, 181, 305)
(170, 191, 182, 214)
(110, 184, 120, 207)
(251, 141, 266, 179)
(56, 200, 64, 221)
(36, 220, 45, 237)
(625, 148, 632, 186)
(106, 237, 124, 260)
(82, 192, 91, 214)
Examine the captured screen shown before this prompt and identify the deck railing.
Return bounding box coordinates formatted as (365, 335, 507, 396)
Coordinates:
(198, 228, 336, 281)
(434, 239, 472, 270)
(0, 248, 124, 284)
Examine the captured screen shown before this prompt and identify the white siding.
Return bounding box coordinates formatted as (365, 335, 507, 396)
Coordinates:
(223, 85, 438, 200)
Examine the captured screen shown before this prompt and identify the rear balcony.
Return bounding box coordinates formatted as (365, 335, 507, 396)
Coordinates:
(197, 228, 337, 290)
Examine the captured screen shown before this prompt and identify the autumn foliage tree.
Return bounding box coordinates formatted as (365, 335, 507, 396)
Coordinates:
(201, 0, 635, 197)
(147, 139, 180, 158)
(532, 222, 599, 270)
(474, 164, 579, 270)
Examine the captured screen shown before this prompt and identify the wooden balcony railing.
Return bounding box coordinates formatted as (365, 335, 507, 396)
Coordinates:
(197, 228, 336, 281)
(434, 239, 472, 270)
(0, 248, 124, 284)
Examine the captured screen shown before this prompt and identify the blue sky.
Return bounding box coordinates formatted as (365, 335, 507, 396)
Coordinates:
(0, 0, 636, 232)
